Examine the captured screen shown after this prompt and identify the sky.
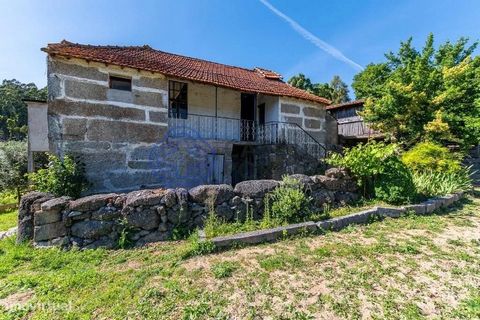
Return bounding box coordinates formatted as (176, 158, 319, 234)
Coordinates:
(0, 0, 479, 98)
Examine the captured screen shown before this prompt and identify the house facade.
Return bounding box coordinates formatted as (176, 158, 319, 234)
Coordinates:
(31, 41, 337, 193)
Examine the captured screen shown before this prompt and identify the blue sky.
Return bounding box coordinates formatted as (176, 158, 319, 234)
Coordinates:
(0, 0, 479, 98)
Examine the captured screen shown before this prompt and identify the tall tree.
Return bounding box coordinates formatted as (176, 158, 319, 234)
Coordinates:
(329, 75, 350, 104)
(288, 74, 350, 103)
(287, 73, 313, 92)
(0, 79, 47, 141)
(352, 34, 480, 148)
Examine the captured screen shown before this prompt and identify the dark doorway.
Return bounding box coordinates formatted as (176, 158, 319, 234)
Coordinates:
(232, 145, 255, 185)
(258, 103, 265, 125)
(241, 93, 256, 141)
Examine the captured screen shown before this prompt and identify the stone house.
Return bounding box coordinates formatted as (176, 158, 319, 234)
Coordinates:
(28, 40, 338, 193)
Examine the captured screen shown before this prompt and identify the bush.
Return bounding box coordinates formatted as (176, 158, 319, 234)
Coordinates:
(328, 141, 416, 204)
(267, 176, 311, 223)
(402, 142, 462, 173)
(28, 154, 89, 198)
(412, 167, 473, 197)
(0, 140, 28, 201)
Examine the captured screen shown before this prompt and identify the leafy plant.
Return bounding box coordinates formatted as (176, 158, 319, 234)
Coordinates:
(328, 142, 416, 204)
(28, 154, 89, 198)
(268, 176, 311, 223)
(117, 218, 133, 249)
(402, 141, 462, 173)
(0, 140, 28, 202)
(412, 167, 473, 197)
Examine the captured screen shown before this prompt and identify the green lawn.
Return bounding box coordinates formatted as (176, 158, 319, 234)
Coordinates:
(0, 210, 16, 232)
(0, 193, 479, 319)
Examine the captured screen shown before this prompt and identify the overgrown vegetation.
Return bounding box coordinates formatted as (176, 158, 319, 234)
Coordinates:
(0, 141, 28, 201)
(28, 154, 89, 198)
(328, 141, 416, 204)
(0, 79, 47, 141)
(353, 34, 480, 149)
(402, 141, 462, 173)
(412, 167, 473, 197)
(268, 176, 311, 223)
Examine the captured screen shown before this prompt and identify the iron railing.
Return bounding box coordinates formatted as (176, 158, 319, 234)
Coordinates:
(168, 114, 328, 158)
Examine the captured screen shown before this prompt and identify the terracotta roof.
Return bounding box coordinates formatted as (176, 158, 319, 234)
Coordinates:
(42, 41, 330, 105)
(326, 99, 364, 110)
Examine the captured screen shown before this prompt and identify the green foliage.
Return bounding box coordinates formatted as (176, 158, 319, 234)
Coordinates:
(117, 218, 133, 249)
(352, 34, 480, 148)
(210, 261, 239, 279)
(28, 154, 89, 198)
(288, 74, 350, 103)
(412, 167, 473, 197)
(402, 141, 462, 173)
(0, 140, 28, 200)
(0, 191, 17, 205)
(0, 79, 47, 141)
(268, 176, 311, 223)
(374, 158, 417, 204)
(328, 142, 415, 204)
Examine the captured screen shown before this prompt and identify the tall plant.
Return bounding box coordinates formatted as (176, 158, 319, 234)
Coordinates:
(28, 154, 89, 198)
(328, 142, 416, 204)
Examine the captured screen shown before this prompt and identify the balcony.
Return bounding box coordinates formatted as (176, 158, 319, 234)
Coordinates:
(168, 114, 327, 158)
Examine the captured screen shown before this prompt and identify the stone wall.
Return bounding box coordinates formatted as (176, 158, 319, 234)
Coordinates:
(253, 144, 324, 180)
(279, 97, 328, 144)
(17, 168, 358, 249)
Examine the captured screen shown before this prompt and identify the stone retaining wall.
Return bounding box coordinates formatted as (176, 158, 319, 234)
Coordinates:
(17, 168, 358, 249)
(209, 192, 465, 250)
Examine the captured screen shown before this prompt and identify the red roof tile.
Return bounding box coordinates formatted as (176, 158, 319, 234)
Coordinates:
(42, 41, 330, 105)
(326, 99, 364, 110)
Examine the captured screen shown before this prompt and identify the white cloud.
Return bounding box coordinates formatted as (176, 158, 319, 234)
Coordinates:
(258, 0, 364, 71)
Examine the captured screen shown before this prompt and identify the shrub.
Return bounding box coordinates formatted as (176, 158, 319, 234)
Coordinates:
(0, 140, 28, 201)
(328, 141, 416, 204)
(28, 154, 89, 198)
(412, 167, 473, 197)
(374, 157, 417, 204)
(402, 141, 462, 173)
(267, 176, 311, 223)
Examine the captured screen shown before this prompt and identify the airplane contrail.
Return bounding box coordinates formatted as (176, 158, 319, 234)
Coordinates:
(258, 0, 364, 71)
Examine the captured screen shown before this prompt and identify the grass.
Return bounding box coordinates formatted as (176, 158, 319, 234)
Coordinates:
(0, 191, 17, 232)
(0, 192, 479, 318)
(0, 210, 17, 231)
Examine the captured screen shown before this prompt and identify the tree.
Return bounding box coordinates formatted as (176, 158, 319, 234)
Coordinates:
(352, 34, 480, 149)
(287, 73, 313, 92)
(0, 79, 47, 141)
(0, 140, 28, 201)
(288, 74, 350, 103)
(328, 75, 350, 104)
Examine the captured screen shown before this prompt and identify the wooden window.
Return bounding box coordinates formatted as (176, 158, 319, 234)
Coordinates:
(169, 80, 188, 119)
(109, 76, 132, 91)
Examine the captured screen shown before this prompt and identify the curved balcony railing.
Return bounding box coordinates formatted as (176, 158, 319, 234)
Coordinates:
(168, 114, 327, 158)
